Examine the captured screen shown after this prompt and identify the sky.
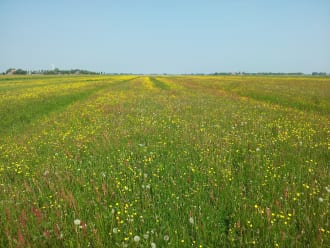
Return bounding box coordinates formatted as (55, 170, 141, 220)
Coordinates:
(0, 0, 329, 74)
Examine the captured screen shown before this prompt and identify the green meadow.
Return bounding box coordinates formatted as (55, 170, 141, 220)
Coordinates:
(0, 75, 329, 247)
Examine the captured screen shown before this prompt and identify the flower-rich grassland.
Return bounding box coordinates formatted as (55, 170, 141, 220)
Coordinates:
(0, 75, 329, 247)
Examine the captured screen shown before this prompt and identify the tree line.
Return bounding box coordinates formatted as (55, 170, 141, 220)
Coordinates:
(3, 68, 102, 75)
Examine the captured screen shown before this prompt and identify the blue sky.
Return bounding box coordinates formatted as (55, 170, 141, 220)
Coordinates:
(1, 0, 329, 74)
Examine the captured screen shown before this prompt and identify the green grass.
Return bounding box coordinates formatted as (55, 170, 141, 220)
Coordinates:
(0, 75, 329, 247)
(149, 77, 170, 90)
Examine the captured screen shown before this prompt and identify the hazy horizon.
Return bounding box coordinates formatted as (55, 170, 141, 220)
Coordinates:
(1, 0, 329, 74)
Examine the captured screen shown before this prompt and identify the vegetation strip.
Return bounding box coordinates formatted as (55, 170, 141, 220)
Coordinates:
(149, 77, 170, 90)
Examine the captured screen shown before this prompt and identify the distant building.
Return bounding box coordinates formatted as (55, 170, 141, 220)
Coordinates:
(6, 69, 16, 75)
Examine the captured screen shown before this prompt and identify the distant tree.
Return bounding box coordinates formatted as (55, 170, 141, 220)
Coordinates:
(13, 69, 27, 75)
(312, 72, 326, 76)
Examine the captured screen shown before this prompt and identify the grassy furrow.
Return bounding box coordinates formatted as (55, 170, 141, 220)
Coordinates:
(178, 76, 330, 115)
(149, 77, 170, 90)
(0, 77, 136, 136)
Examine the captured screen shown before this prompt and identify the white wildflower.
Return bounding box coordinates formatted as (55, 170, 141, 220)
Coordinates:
(325, 186, 330, 193)
(74, 219, 81, 226)
(133, 235, 141, 242)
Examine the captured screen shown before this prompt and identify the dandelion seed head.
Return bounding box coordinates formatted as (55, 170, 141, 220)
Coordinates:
(325, 186, 330, 193)
(133, 235, 140, 242)
(74, 219, 81, 226)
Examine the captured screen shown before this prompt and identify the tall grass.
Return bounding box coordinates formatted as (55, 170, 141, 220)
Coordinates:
(0, 75, 329, 247)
